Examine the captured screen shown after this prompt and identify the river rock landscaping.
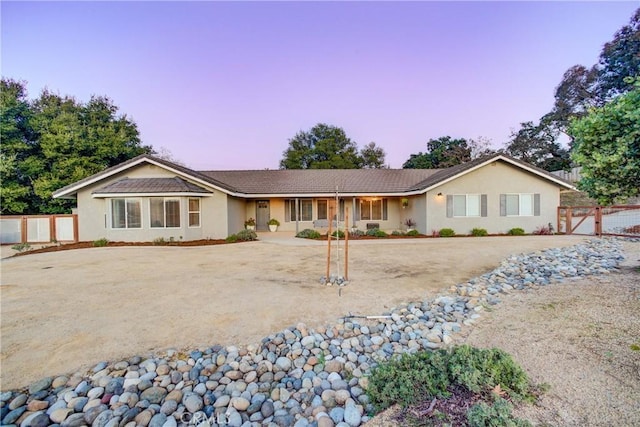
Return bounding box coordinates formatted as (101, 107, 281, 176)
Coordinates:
(0, 238, 627, 427)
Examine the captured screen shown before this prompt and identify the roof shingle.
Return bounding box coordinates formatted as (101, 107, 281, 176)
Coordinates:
(92, 177, 211, 194)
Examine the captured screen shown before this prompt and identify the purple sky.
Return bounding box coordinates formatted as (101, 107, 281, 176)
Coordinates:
(2, 2, 637, 170)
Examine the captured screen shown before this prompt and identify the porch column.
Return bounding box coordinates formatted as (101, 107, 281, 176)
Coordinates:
(295, 198, 300, 234)
(352, 197, 356, 227)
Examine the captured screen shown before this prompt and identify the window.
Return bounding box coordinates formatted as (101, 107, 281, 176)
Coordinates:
(450, 194, 485, 217)
(150, 198, 181, 228)
(317, 200, 328, 220)
(285, 199, 312, 221)
(359, 198, 388, 221)
(188, 198, 200, 227)
(111, 199, 141, 229)
(500, 194, 540, 216)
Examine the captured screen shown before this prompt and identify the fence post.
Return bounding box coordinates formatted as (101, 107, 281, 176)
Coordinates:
(557, 207, 562, 234)
(566, 208, 573, 235)
(73, 214, 79, 242)
(20, 216, 27, 243)
(595, 207, 602, 236)
(50, 216, 57, 242)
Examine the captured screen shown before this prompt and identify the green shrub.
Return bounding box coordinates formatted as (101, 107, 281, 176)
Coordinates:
(507, 227, 525, 236)
(349, 229, 365, 237)
(365, 228, 387, 237)
(153, 237, 166, 245)
(235, 229, 258, 241)
(467, 397, 532, 427)
(391, 230, 404, 236)
(471, 228, 488, 237)
(406, 229, 420, 237)
(439, 228, 455, 237)
(367, 351, 451, 411)
(330, 229, 345, 238)
(93, 238, 109, 247)
(446, 345, 532, 401)
(11, 242, 31, 252)
(367, 345, 534, 414)
(296, 229, 322, 239)
(225, 234, 238, 243)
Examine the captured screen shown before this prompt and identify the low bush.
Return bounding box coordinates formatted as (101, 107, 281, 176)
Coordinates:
(439, 228, 456, 237)
(366, 228, 388, 238)
(508, 227, 526, 236)
(471, 228, 488, 237)
(225, 234, 238, 243)
(329, 229, 345, 239)
(406, 229, 420, 237)
(349, 229, 365, 237)
(467, 397, 532, 427)
(235, 229, 258, 241)
(532, 225, 553, 235)
(367, 345, 535, 425)
(93, 238, 109, 247)
(11, 242, 32, 252)
(153, 237, 166, 245)
(296, 229, 322, 239)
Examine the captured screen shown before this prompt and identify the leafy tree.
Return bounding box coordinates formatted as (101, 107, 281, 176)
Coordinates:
(0, 79, 36, 214)
(403, 136, 471, 169)
(597, 8, 640, 99)
(505, 121, 571, 171)
(544, 65, 600, 135)
(569, 80, 640, 205)
(359, 142, 387, 169)
(546, 8, 639, 137)
(280, 123, 362, 169)
(0, 78, 151, 214)
(467, 136, 499, 159)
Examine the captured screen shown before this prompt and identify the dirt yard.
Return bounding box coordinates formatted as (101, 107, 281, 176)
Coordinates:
(366, 240, 640, 427)
(0, 235, 591, 391)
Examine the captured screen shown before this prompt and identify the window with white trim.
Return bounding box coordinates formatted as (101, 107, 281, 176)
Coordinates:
(447, 194, 487, 218)
(111, 199, 141, 229)
(359, 198, 388, 221)
(150, 198, 181, 228)
(501, 193, 539, 217)
(188, 198, 200, 227)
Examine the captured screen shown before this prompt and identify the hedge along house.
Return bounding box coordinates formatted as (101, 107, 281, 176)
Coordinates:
(52, 153, 576, 242)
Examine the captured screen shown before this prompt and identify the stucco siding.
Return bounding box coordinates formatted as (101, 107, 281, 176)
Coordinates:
(75, 163, 228, 242)
(425, 161, 561, 234)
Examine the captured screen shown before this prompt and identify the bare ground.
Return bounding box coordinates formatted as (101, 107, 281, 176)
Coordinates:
(366, 240, 640, 427)
(0, 235, 587, 391)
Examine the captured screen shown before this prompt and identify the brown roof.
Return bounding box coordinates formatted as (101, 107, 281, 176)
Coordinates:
(200, 169, 440, 195)
(54, 153, 575, 199)
(93, 177, 211, 194)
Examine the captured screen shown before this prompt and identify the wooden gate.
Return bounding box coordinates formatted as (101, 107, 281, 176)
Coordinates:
(557, 206, 640, 237)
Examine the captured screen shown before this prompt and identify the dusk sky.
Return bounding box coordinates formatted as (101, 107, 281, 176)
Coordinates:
(2, 2, 637, 170)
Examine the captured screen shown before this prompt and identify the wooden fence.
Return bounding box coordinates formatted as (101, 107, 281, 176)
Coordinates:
(557, 206, 640, 237)
(0, 214, 78, 244)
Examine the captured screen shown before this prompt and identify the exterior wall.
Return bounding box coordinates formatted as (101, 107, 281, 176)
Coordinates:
(227, 196, 247, 235)
(266, 197, 412, 233)
(75, 164, 229, 242)
(425, 161, 561, 234)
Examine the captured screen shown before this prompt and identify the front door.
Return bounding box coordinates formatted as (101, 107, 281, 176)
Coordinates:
(256, 200, 270, 231)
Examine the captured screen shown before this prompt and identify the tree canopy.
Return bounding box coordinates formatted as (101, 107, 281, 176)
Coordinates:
(545, 8, 639, 137)
(0, 79, 151, 214)
(403, 136, 471, 169)
(505, 121, 571, 171)
(569, 80, 640, 205)
(279, 123, 386, 169)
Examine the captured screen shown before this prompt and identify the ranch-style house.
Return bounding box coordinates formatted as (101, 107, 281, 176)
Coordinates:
(52, 153, 576, 242)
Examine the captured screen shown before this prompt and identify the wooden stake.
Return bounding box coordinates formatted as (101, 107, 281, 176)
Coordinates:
(344, 207, 349, 281)
(326, 206, 333, 280)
